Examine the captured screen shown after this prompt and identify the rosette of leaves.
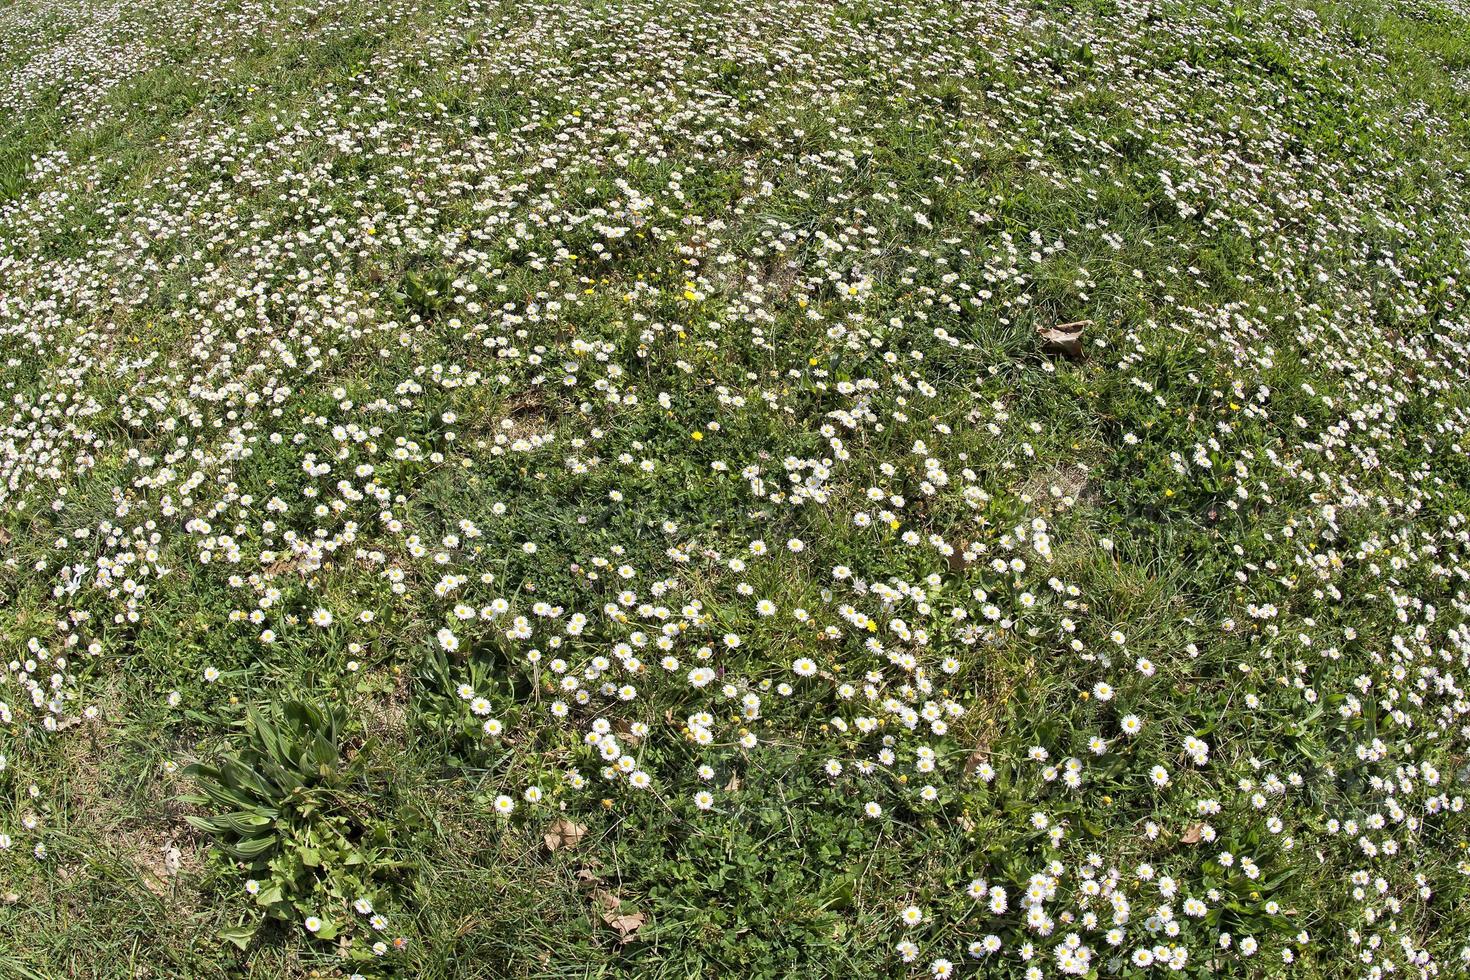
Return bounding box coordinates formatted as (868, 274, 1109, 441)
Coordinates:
(183, 698, 390, 950)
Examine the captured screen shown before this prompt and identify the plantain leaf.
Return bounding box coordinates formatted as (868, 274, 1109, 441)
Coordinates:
(218, 924, 257, 950)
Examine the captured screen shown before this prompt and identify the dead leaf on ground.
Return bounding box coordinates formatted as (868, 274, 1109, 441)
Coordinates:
(612, 718, 643, 747)
(724, 771, 741, 793)
(962, 740, 991, 778)
(1038, 319, 1091, 358)
(544, 817, 588, 852)
(604, 911, 645, 941)
(137, 838, 188, 895)
(1180, 823, 1203, 844)
(161, 842, 183, 875)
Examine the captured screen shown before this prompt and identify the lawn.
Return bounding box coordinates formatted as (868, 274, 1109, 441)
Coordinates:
(0, 0, 1468, 976)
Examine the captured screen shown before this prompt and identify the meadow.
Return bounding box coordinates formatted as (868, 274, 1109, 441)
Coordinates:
(1, 0, 1469, 975)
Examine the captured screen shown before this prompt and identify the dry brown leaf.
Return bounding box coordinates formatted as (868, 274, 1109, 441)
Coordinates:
(1038, 319, 1091, 358)
(602, 909, 646, 942)
(724, 771, 741, 793)
(544, 817, 588, 852)
(1180, 823, 1203, 844)
(612, 718, 643, 747)
(962, 741, 991, 778)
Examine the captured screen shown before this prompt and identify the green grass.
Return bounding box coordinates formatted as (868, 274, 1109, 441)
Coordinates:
(0, 0, 1469, 976)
